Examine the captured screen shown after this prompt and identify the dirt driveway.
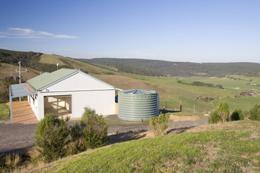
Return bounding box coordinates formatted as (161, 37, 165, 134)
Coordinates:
(0, 123, 37, 153)
(0, 116, 208, 153)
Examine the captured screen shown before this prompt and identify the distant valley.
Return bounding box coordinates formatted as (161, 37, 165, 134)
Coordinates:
(85, 58, 260, 76)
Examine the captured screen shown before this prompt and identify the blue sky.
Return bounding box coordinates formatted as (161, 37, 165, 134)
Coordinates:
(0, 0, 260, 62)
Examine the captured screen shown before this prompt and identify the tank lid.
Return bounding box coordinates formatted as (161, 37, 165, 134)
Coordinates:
(122, 89, 157, 94)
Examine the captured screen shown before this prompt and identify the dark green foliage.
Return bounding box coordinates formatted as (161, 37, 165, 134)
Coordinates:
(0, 77, 17, 103)
(81, 108, 108, 148)
(178, 80, 224, 89)
(249, 105, 260, 121)
(0, 151, 30, 172)
(35, 115, 70, 162)
(210, 104, 245, 123)
(0, 49, 70, 73)
(66, 123, 86, 155)
(86, 58, 260, 76)
(81, 108, 96, 122)
(230, 110, 244, 121)
(149, 114, 169, 135)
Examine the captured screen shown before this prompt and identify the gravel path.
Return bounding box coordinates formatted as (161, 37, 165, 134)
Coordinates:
(0, 123, 36, 153)
(0, 117, 208, 153)
(108, 117, 208, 134)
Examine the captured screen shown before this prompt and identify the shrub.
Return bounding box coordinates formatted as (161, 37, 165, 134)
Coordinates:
(249, 105, 260, 121)
(209, 103, 230, 124)
(66, 123, 86, 155)
(81, 108, 108, 148)
(81, 108, 96, 121)
(0, 103, 9, 120)
(0, 153, 23, 171)
(0, 77, 17, 103)
(230, 110, 244, 121)
(149, 114, 169, 136)
(217, 103, 230, 122)
(35, 115, 70, 162)
(208, 111, 222, 124)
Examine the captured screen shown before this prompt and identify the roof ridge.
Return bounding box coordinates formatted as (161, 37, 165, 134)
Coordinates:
(27, 68, 79, 90)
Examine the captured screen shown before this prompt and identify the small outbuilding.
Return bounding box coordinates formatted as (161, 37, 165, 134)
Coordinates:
(9, 68, 117, 121)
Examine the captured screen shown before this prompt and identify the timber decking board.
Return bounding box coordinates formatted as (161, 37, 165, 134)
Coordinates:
(12, 101, 38, 124)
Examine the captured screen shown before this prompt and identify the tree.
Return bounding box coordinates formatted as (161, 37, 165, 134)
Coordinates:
(35, 115, 70, 162)
(0, 77, 17, 103)
(81, 108, 108, 148)
(66, 123, 86, 155)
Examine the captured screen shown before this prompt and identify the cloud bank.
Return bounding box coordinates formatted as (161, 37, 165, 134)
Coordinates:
(0, 27, 77, 39)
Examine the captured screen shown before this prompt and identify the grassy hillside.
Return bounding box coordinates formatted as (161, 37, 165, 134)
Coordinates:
(1, 48, 260, 117)
(0, 49, 115, 74)
(0, 49, 115, 102)
(86, 58, 260, 76)
(39, 54, 116, 74)
(96, 74, 260, 114)
(34, 120, 260, 173)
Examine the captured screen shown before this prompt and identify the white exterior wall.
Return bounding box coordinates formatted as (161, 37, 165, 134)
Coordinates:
(36, 90, 115, 119)
(27, 94, 41, 120)
(72, 90, 115, 117)
(32, 71, 116, 120)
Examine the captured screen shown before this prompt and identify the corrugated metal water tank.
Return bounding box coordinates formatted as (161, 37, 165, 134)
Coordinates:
(118, 89, 160, 121)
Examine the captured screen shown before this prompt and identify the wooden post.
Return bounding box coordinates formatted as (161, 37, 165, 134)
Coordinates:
(9, 86, 13, 123)
(180, 104, 182, 112)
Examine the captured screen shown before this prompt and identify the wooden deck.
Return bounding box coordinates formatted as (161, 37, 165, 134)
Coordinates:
(12, 101, 38, 124)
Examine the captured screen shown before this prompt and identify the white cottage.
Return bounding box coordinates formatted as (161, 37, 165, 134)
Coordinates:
(9, 68, 116, 120)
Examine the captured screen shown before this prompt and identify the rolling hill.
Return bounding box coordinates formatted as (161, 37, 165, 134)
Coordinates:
(85, 58, 260, 76)
(33, 120, 260, 173)
(1, 49, 260, 172)
(2, 48, 260, 78)
(0, 49, 116, 104)
(0, 49, 115, 75)
(1, 48, 260, 118)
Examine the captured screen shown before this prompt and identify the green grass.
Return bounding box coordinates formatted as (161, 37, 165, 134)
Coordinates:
(38, 121, 260, 173)
(124, 74, 260, 115)
(0, 103, 9, 120)
(39, 54, 116, 75)
(2, 49, 260, 117)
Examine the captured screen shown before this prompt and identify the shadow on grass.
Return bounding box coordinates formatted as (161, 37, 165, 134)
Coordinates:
(166, 126, 195, 134)
(160, 108, 181, 114)
(108, 125, 196, 145)
(108, 130, 147, 145)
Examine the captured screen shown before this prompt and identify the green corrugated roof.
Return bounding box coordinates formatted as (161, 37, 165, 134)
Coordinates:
(27, 68, 78, 90)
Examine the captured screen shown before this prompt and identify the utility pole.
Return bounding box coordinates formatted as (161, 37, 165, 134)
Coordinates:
(18, 61, 21, 84)
(16, 61, 27, 101)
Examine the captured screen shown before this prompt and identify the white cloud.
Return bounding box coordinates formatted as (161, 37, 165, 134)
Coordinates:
(0, 27, 77, 39)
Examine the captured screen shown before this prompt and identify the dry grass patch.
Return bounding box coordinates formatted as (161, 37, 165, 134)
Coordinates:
(96, 74, 153, 90)
(39, 54, 66, 65)
(169, 115, 204, 122)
